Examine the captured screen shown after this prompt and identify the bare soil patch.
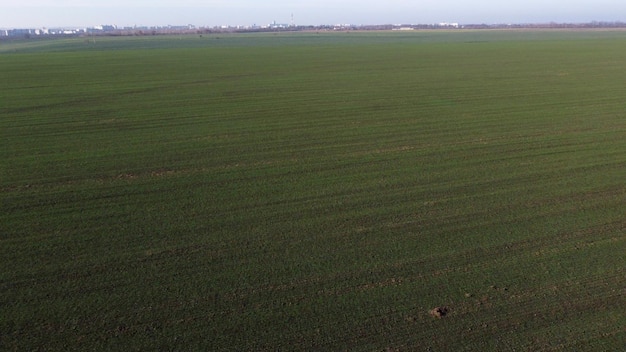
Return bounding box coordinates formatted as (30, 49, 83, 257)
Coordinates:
(429, 306, 449, 318)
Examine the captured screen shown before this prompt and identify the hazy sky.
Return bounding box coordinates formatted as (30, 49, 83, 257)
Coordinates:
(1, 0, 625, 28)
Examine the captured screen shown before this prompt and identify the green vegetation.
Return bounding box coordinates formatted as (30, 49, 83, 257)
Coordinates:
(2, 31, 625, 350)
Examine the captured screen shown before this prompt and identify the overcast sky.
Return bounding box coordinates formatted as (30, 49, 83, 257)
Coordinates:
(1, 0, 625, 28)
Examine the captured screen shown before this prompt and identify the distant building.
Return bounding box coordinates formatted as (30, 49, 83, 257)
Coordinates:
(268, 21, 289, 29)
(93, 25, 117, 32)
(33, 28, 50, 35)
(437, 22, 459, 28)
(6, 28, 33, 37)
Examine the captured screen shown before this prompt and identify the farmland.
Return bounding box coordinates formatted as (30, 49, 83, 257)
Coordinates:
(1, 31, 625, 350)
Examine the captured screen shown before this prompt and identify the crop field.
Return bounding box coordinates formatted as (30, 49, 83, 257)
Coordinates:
(1, 31, 625, 350)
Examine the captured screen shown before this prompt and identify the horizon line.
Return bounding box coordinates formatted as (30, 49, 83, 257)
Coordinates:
(3, 19, 626, 30)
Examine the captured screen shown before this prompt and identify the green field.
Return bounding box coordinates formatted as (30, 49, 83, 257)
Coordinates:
(1, 31, 625, 350)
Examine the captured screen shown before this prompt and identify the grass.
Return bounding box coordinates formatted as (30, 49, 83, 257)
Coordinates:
(1, 31, 625, 350)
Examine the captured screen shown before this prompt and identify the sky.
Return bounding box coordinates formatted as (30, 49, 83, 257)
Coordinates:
(1, 0, 625, 29)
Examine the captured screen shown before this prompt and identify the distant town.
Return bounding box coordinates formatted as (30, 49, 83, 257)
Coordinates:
(3, 21, 626, 38)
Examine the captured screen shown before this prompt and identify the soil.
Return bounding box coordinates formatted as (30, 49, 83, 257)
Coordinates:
(429, 306, 449, 318)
